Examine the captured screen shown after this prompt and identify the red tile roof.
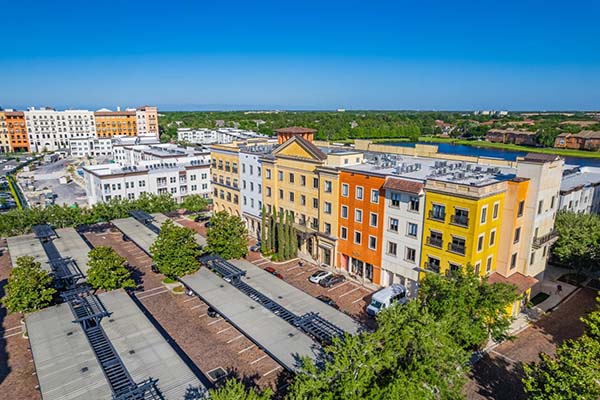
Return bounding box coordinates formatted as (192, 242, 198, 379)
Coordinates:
(382, 177, 424, 194)
(488, 272, 537, 293)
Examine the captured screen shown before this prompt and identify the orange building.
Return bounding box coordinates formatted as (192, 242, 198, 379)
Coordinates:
(337, 169, 386, 285)
(5, 111, 30, 152)
(94, 110, 137, 138)
(275, 127, 316, 144)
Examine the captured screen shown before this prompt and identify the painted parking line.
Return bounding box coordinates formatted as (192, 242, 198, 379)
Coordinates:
(198, 313, 207, 318)
(294, 267, 316, 277)
(207, 318, 224, 326)
(328, 281, 349, 292)
(339, 287, 361, 298)
(3, 325, 22, 333)
(183, 297, 199, 303)
(217, 326, 233, 335)
(190, 304, 205, 310)
(138, 286, 165, 294)
(490, 349, 517, 365)
(238, 344, 255, 354)
(2, 330, 22, 339)
(250, 354, 268, 365)
(262, 366, 282, 377)
(285, 265, 301, 272)
(351, 296, 365, 304)
(137, 289, 169, 300)
(227, 334, 244, 344)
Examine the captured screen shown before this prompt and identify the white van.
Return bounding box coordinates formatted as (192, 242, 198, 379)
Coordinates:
(366, 284, 407, 316)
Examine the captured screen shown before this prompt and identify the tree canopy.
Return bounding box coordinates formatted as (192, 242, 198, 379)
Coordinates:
(150, 219, 201, 277)
(86, 246, 135, 291)
(209, 379, 272, 400)
(3, 256, 56, 313)
(552, 211, 600, 275)
(205, 211, 249, 260)
(181, 194, 211, 213)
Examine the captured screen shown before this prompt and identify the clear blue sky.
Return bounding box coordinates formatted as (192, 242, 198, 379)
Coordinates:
(1, 0, 599, 111)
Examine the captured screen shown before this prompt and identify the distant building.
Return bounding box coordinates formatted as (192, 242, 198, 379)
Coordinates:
(5, 111, 29, 152)
(135, 106, 159, 136)
(554, 131, 600, 151)
(25, 108, 96, 152)
(94, 109, 138, 138)
(0, 111, 9, 152)
(69, 135, 160, 158)
(177, 127, 267, 145)
(486, 129, 537, 146)
(559, 165, 600, 214)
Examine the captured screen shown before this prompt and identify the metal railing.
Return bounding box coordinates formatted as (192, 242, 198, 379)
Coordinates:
(428, 210, 445, 222)
(532, 230, 558, 249)
(450, 214, 469, 227)
(426, 236, 443, 248)
(448, 242, 466, 255)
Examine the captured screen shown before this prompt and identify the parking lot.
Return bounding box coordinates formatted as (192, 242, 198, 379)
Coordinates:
(466, 287, 599, 400)
(82, 226, 286, 390)
(0, 238, 42, 400)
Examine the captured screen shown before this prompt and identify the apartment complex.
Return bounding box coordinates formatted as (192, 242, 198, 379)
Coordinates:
(559, 165, 600, 214)
(82, 143, 210, 206)
(178, 127, 266, 145)
(486, 129, 537, 146)
(209, 128, 564, 305)
(69, 135, 160, 158)
(555, 130, 600, 151)
(0, 106, 159, 152)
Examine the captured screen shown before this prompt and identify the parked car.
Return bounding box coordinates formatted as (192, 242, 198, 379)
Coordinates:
(366, 284, 407, 316)
(264, 266, 284, 279)
(316, 295, 339, 310)
(122, 234, 130, 242)
(194, 214, 210, 223)
(249, 242, 261, 252)
(309, 270, 332, 284)
(205, 221, 211, 228)
(319, 274, 345, 288)
(150, 264, 159, 274)
(207, 307, 219, 318)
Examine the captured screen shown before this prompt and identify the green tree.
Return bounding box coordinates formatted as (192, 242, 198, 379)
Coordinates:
(553, 211, 600, 275)
(260, 206, 269, 253)
(277, 210, 285, 260)
(209, 379, 272, 400)
(269, 208, 277, 252)
(418, 267, 519, 348)
(205, 211, 249, 259)
(3, 256, 56, 313)
(86, 246, 135, 290)
(181, 194, 210, 213)
(150, 219, 201, 277)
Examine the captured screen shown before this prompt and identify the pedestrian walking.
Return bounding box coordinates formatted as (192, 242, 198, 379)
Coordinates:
(556, 284, 563, 295)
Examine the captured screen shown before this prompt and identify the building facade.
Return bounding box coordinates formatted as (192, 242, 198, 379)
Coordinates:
(25, 108, 96, 152)
(135, 106, 159, 137)
(5, 111, 29, 152)
(240, 147, 270, 238)
(211, 144, 242, 217)
(94, 109, 138, 138)
(178, 127, 266, 145)
(0, 111, 9, 153)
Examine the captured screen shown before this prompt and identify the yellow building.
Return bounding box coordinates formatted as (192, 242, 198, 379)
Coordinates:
(210, 143, 242, 217)
(0, 111, 9, 153)
(421, 179, 505, 277)
(94, 110, 137, 137)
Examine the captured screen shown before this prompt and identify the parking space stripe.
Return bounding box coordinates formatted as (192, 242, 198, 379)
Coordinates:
(351, 297, 364, 304)
(183, 297, 198, 303)
(207, 318, 224, 326)
(339, 287, 361, 298)
(138, 286, 165, 294)
(3, 325, 22, 332)
(190, 304, 205, 310)
(217, 326, 233, 335)
(328, 281, 349, 292)
(250, 354, 268, 365)
(137, 289, 169, 300)
(262, 366, 282, 377)
(198, 313, 207, 318)
(2, 330, 22, 339)
(238, 344, 254, 354)
(226, 334, 244, 343)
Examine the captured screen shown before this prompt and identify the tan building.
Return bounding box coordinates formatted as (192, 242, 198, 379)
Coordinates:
(136, 106, 159, 137)
(94, 109, 138, 138)
(0, 111, 9, 153)
(210, 143, 242, 217)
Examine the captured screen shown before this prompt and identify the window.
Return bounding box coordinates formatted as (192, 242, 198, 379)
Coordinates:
(242, 164, 246, 173)
(449, 236, 466, 255)
(355, 209, 363, 222)
(428, 230, 443, 247)
(477, 234, 485, 252)
(324, 180, 332, 193)
(474, 262, 481, 276)
(371, 189, 379, 204)
(530, 251, 535, 265)
(518, 200, 525, 217)
(313, 198, 319, 208)
(266, 187, 272, 197)
(300, 195, 306, 205)
(514, 227, 521, 244)
(538, 200, 543, 215)
(511, 253, 518, 269)
(426, 256, 440, 273)
(480, 206, 488, 224)
(405, 247, 416, 262)
(391, 192, 401, 207)
(354, 231, 362, 244)
(313, 178, 319, 189)
(431, 204, 445, 221)
(300, 175, 306, 186)
(289, 192, 295, 202)
(387, 242, 397, 256)
(370, 212, 378, 227)
(356, 186, 363, 200)
(340, 226, 348, 239)
(389, 217, 399, 232)
(368, 236, 377, 250)
(542, 245, 547, 257)
(490, 229, 496, 246)
(409, 196, 419, 212)
(486, 256, 493, 273)
(407, 222, 418, 237)
(550, 196, 556, 209)
(449, 263, 461, 273)
(324, 202, 332, 214)
(324, 223, 331, 235)
(289, 173, 294, 183)
(492, 202, 499, 219)
(341, 183, 349, 197)
(278, 171, 283, 181)
(266, 169, 271, 179)
(452, 208, 469, 227)
(341, 205, 348, 218)
(279, 189, 283, 199)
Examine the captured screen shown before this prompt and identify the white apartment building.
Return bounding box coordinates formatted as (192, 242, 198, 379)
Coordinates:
(69, 135, 160, 158)
(240, 145, 274, 238)
(559, 166, 600, 214)
(178, 127, 266, 145)
(380, 177, 425, 297)
(83, 144, 211, 206)
(26, 108, 96, 152)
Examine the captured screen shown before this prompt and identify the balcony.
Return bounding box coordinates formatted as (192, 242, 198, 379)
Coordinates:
(428, 210, 445, 222)
(447, 242, 466, 255)
(532, 230, 558, 249)
(450, 214, 469, 227)
(426, 236, 443, 248)
(423, 262, 440, 273)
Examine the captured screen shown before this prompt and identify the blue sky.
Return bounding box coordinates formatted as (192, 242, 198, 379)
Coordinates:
(1, 0, 599, 110)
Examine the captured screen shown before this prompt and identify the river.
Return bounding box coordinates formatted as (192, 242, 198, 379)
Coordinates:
(388, 141, 600, 168)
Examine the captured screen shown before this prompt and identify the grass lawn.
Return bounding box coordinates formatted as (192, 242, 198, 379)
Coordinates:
(530, 292, 551, 306)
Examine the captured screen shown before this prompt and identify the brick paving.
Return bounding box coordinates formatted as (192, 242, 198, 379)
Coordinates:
(83, 227, 284, 391)
(467, 287, 599, 400)
(0, 238, 41, 400)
